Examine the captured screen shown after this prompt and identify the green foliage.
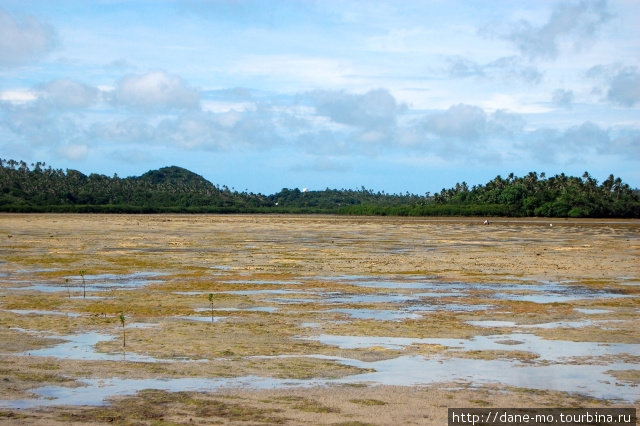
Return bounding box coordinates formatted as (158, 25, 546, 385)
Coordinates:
(1, 159, 638, 217)
(119, 313, 126, 348)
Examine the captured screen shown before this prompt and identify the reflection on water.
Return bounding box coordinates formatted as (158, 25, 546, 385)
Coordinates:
(19, 332, 161, 363)
(2, 272, 638, 409)
(5, 309, 81, 318)
(307, 333, 640, 362)
(176, 315, 225, 323)
(6, 272, 166, 293)
(331, 308, 421, 321)
(1, 375, 325, 409)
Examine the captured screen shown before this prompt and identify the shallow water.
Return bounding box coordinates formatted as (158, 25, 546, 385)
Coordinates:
(195, 307, 278, 313)
(335, 355, 638, 403)
(3, 351, 637, 408)
(176, 315, 226, 323)
(317, 276, 632, 304)
(5, 309, 81, 318)
(331, 308, 421, 321)
(407, 303, 494, 312)
(18, 332, 162, 363)
(307, 333, 640, 362)
(6, 272, 166, 293)
(573, 308, 611, 314)
(221, 289, 306, 296)
(2, 270, 638, 408)
(1, 375, 325, 409)
(223, 280, 302, 285)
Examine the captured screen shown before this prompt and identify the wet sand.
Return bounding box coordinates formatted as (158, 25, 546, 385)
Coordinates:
(0, 214, 638, 424)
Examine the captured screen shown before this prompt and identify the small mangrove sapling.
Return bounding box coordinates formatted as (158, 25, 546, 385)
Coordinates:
(79, 270, 87, 299)
(208, 293, 214, 324)
(119, 312, 126, 347)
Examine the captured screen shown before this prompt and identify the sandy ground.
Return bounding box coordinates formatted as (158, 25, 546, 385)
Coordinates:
(0, 214, 638, 425)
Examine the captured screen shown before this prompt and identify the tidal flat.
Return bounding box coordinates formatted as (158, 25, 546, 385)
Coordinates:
(0, 214, 638, 424)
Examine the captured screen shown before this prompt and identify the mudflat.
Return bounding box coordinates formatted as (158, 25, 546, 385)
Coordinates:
(0, 214, 638, 424)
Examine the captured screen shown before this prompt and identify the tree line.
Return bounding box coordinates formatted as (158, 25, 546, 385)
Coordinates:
(1, 159, 638, 217)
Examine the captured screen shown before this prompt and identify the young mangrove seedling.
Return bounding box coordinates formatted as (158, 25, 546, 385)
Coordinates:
(119, 312, 126, 348)
(208, 293, 214, 325)
(79, 270, 87, 299)
(65, 278, 71, 298)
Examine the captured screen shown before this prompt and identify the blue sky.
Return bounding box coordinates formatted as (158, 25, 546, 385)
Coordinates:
(1, 0, 639, 194)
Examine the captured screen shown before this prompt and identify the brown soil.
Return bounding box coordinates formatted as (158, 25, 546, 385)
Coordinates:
(0, 214, 638, 424)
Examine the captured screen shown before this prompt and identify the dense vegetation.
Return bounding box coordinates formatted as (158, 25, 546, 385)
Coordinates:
(1, 159, 638, 217)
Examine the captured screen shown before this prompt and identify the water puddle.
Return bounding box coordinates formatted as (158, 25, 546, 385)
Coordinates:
(223, 280, 302, 285)
(5, 309, 81, 318)
(335, 356, 638, 403)
(6, 272, 166, 293)
(195, 307, 277, 313)
(176, 316, 226, 323)
(467, 320, 517, 328)
(210, 265, 232, 270)
(407, 303, 494, 312)
(1, 375, 325, 409)
(307, 333, 640, 362)
(573, 308, 611, 314)
(330, 309, 421, 321)
(221, 289, 306, 296)
(468, 319, 628, 329)
(319, 276, 633, 305)
(4, 353, 636, 409)
(323, 294, 420, 304)
(18, 332, 162, 363)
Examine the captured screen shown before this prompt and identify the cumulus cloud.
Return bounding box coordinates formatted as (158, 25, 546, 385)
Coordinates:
(506, 0, 611, 60)
(57, 143, 88, 160)
(484, 56, 543, 83)
(0, 8, 57, 67)
(607, 129, 640, 159)
(527, 121, 638, 164)
(0, 102, 66, 146)
(447, 56, 542, 84)
(113, 71, 200, 110)
(37, 79, 98, 109)
(446, 56, 484, 78)
(311, 89, 398, 130)
(586, 64, 640, 107)
(606, 67, 640, 107)
(552, 89, 575, 108)
(90, 108, 282, 151)
(422, 104, 487, 140)
(91, 117, 156, 143)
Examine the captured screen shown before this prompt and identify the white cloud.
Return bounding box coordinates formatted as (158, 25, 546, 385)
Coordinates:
(0, 89, 37, 103)
(422, 104, 487, 140)
(505, 0, 611, 60)
(311, 89, 398, 129)
(552, 89, 575, 108)
(447, 55, 542, 83)
(606, 67, 640, 107)
(37, 79, 98, 109)
(586, 64, 640, 107)
(0, 8, 57, 67)
(57, 143, 88, 160)
(112, 71, 200, 111)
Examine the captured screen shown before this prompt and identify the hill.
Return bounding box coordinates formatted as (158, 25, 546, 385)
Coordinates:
(0, 159, 638, 217)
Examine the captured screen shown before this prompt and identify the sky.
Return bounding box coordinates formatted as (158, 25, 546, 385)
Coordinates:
(0, 0, 639, 194)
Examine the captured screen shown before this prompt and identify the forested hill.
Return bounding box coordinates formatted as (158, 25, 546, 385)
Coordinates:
(1, 159, 638, 217)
